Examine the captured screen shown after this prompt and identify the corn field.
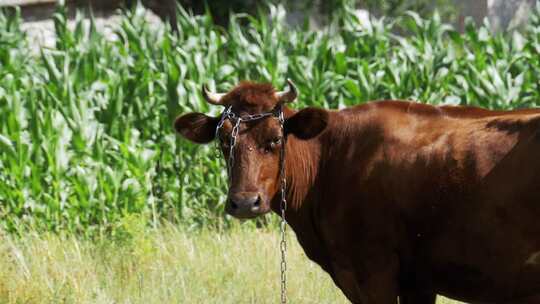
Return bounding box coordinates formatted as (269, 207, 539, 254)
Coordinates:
(1, 2, 540, 234)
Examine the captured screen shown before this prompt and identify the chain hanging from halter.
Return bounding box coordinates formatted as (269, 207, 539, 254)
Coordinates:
(215, 105, 288, 304)
(277, 109, 288, 304)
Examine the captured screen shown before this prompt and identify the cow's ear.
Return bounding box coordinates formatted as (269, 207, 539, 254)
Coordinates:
(174, 113, 219, 144)
(285, 107, 328, 140)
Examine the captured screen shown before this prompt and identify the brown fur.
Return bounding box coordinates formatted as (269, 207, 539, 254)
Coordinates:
(175, 82, 540, 304)
(220, 82, 278, 112)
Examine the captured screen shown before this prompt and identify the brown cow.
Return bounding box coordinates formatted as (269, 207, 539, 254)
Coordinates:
(174, 80, 540, 304)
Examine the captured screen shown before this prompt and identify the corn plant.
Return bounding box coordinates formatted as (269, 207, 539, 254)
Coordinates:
(1, 2, 540, 234)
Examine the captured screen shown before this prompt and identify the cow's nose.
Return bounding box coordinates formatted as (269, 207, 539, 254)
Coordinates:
(228, 192, 261, 215)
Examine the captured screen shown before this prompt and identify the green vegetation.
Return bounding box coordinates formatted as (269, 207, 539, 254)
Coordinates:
(183, 0, 455, 26)
(0, 226, 462, 304)
(0, 2, 534, 303)
(1, 2, 540, 234)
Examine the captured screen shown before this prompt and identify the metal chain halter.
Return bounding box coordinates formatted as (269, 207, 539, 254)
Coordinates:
(215, 105, 289, 304)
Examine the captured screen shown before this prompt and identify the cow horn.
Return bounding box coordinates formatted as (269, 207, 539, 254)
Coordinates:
(275, 79, 298, 103)
(202, 84, 226, 105)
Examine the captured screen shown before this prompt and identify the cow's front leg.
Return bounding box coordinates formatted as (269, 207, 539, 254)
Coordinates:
(331, 254, 399, 304)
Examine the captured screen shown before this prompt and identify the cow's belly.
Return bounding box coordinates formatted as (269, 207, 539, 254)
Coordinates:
(412, 163, 540, 302)
(427, 260, 540, 303)
(428, 264, 540, 303)
(423, 203, 540, 303)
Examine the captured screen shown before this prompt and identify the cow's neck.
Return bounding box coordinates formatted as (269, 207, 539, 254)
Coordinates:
(271, 135, 333, 268)
(270, 134, 321, 222)
(283, 136, 321, 212)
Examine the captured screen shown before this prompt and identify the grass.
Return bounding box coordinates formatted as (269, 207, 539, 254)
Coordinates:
(0, 225, 462, 304)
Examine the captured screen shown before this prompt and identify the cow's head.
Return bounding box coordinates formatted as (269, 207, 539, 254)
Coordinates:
(174, 80, 328, 219)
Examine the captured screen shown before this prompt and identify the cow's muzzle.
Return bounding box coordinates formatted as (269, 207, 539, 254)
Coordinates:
(226, 192, 266, 219)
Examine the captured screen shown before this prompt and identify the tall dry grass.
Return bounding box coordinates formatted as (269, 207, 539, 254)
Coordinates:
(0, 226, 462, 304)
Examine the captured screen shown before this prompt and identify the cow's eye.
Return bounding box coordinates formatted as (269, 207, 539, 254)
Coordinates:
(264, 137, 282, 153)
